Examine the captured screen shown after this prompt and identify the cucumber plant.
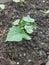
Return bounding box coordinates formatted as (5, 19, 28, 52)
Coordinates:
(6, 15, 37, 42)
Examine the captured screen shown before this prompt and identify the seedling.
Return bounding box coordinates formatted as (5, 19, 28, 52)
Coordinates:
(6, 15, 37, 42)
(0, 4, 5, 10)
(41, 9, 49, 15)
(13, 0, 24, 4)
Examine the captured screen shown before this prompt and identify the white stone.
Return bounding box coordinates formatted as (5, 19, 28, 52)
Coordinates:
(41, 43, 45, 45)
(23, 53, 26, 56)
(28, 59, 32, 62)
(46, 60, 49, 65)
(42, 0, 45, 2)
(17, 62, 20, 65)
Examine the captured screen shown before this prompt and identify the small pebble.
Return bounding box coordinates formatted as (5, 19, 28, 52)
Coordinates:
(17, 62, 20, 65)
(41, 42, 45, 45)
(23, 53, 26, 56)
(28, 59, 32, 63)
(42, 0, 45, 2)
(19, 54, 22, 57)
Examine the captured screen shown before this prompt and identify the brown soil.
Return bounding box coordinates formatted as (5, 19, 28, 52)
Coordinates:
(0, 0, 49, 65)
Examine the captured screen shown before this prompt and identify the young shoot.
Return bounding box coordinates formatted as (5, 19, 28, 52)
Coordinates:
(6, 15, 37, 42)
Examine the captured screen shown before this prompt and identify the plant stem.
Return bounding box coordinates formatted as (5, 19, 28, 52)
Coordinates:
(20, 0, 23, 5)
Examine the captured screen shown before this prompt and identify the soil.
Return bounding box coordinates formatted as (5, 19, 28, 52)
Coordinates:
(0, 0, 49, 65)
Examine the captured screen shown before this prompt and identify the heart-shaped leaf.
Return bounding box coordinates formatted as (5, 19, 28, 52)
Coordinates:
(22, 15, 35, 23)
(12, 19, 20, 25)
(6, 26, 22, 41)
(6, 26, 31, 42)
(24, 25, 33, 34)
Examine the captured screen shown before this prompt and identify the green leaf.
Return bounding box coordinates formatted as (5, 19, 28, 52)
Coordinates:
(13, 0, 24, 3)
(20, 0, 24, 2)
(20, 30, 31, 40)
(13, 0, 20, 2)
(22, 15, 35, 23)
(24, 25, 33, 34)
(6, 26, 31, 42)
(20, 20, 26, 27)
(41, 10, 49, 14)
(32, 23, 37, 29)
(12, 19, 20, 25)
(46, 10, 49, 14)
(23, 33, 31, 40)
(6, 33, 23, 42)
(6, 26, 22, 41)
(9, 26, 22, 33)
(0, 4, 5, 10)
